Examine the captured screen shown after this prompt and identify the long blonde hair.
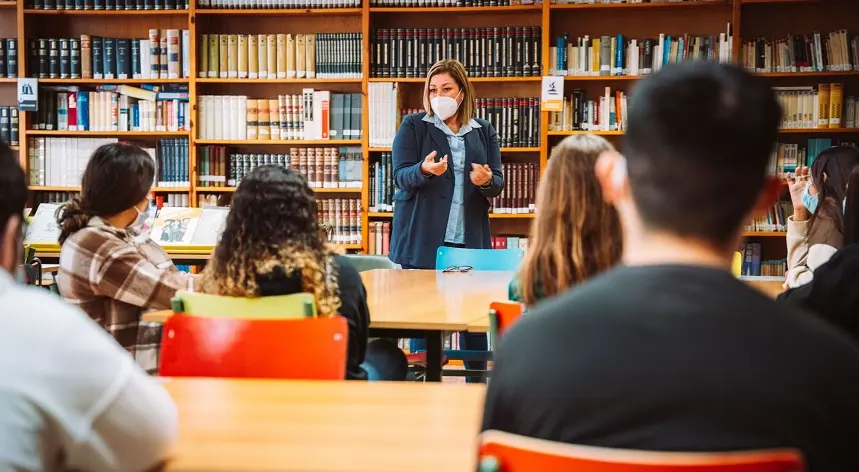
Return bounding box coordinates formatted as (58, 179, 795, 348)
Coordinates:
(518, 134, 623, 306)
(423, 59, 476, 124)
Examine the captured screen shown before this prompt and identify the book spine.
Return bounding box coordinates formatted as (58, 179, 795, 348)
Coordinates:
(131, 39, 141, 79)
(48, 38, 59, 78)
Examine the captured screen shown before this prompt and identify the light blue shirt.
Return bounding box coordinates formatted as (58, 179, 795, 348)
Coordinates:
(423, 113, 482, 245)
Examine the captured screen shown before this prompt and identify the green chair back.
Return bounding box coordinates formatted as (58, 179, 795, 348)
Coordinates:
(343, 254, 398, 272)
(171, 290, 316, 319)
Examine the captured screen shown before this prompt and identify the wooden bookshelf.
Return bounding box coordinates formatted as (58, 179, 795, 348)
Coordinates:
(8, 0, 856, 259)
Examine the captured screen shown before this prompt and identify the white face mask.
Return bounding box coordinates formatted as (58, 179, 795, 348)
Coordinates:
(128, 201, 154, 242)
(430, 90, 462, 121)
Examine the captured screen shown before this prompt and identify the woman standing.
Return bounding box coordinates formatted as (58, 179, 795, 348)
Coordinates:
(509, 134, 623, 307)
(389, 59, 504, 269)
(785, 146, 859, 287)
(57, 143, 189, 374)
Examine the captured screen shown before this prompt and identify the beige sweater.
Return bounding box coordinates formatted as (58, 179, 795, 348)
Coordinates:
(786, 211, 843, 288)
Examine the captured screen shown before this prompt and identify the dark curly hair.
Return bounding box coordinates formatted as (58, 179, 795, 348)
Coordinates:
(197, 165, 342, 315)
(57, 142, 155, 245)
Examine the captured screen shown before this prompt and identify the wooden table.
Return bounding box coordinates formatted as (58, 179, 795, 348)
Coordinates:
(161, 377, 486, 472)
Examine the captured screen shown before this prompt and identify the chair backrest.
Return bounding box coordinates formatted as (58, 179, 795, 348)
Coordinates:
(159, 315, 348, 379)
(435, 247, 524, 271)
(343, 254, 398, 272)
(478, 431, 804, 472)
(172, 290, 316, 318)
(488, 301, 524, 349)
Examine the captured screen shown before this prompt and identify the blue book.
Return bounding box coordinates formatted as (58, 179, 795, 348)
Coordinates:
(615, 34, 624, 75)
(556, 35, 566, 74)
(76, 91, 89, 131)
(663, 36, 672, 67)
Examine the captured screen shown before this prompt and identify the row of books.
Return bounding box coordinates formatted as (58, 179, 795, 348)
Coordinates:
(742, 31, 858, 74)
(550, 31, 732, 77)
(768, 140, 857, 176)
(0, 107, 20, 147)
(491, 162, 537, 214)
(369, 152, 392, 212)
(157, 193, 191, 208)
(773, 84, 854, 130)
(371, 0, 537, 5)
(34, 192, 79, 206)
(317, 197, 362, 245)
(551, 0, 717, 3)
(367, 221, 390, 257)
(28, 0, 188, 9)
(197, 92, 363, 141)
(740, 243, 785, 278)
(196, 0, 360, 8)
(368, 82, 400, 148)
(28, 31, 191, 80)
(491, 235, 528, 250)
(0, 39, 17, 79)
(26, 137, 145, 187)
(198, 33, 362, 81)
(207, 147, 364, 188)
(155, 138, 190, 188)
(549, 87, 628, 132)
(370, 27, 542, 79)
(474, 97, 541, 148)
(198, 193, 230, 208)
(35, 86, 191, 132)
(745, 202, 794, 233)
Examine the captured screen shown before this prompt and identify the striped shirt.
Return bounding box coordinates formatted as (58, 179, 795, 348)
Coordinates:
(57, 217, 189, 373)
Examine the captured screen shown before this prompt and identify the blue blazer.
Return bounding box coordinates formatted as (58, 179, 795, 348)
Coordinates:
(389, 112, 504, 269)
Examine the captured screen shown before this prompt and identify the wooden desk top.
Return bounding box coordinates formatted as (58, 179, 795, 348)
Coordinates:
(362, 269, 512, 331)
(161, 378, 485, 472)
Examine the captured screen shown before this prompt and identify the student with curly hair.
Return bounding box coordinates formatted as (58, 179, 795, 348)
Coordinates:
(197, 165, 407, 381)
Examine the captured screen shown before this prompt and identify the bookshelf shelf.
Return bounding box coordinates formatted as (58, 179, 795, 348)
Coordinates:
(550, 0, 729, 9)
(196, 78, 363, 84)
(24, 8, 189, 15)
(367, 212, 393, 218)
(490, 213, 535, 219)
(152, 187, 191, 192)
(757, 71, 859, 78)
(742, 231, 787, 237)
(368, 77, 540, 83)
(0, 1, 16, 7)
(195, 187, 237, 192)
(369, 5, 541, 13)
(338, 244, 363, 250)
(194, 139, 362, 145)
(0, 78, 17, 83)
(196, 187, 363, 194)
(740, 0, 846, 4)
(563, 75, 639, 81)
(778, 128, 859, 134)
(194, 8, 361, 15)
(25, 131, 189, 137)
(547, 130, 624, 136)
(9, 146, 19, 151)
(38, 78, 190, 84)
(28, 186, 79, 192)
(368, 147, 391, 152)
(500, 147, 541, 152)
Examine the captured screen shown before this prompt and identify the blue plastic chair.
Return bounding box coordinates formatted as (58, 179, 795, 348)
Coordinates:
(436, 247, 524, 272)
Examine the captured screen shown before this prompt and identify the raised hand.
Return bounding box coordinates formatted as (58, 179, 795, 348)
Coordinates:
(786, 166, 811, 221)
(470, 163, 492, 187)
(421, 151, 449, 176)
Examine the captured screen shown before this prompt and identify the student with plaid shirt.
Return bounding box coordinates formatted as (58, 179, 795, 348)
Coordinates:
(0, 141, 177, 470)
(57, 143, 189, 374)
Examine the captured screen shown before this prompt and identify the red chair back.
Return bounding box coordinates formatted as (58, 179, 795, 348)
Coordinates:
(488, 301, 524, 349)
(159, 315, 348, 380)
(478, 430, 804, 472)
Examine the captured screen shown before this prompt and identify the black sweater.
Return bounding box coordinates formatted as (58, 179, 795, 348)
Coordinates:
(256, 255, 370, 380)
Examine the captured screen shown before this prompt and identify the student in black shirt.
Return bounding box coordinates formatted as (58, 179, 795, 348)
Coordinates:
(481, 62, 859, 471)
(196, 165, 407, 381)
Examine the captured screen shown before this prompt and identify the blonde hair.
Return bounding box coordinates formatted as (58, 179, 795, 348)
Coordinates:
(423, 59, 475, 124)
(518, 134, 623, 306)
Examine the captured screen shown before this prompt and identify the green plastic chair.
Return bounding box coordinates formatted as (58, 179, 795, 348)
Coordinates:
(170, 290, 317, 319)
(343, 254, 398, 272)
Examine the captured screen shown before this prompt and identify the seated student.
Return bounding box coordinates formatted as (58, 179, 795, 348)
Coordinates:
(57, 143, 190, 374)
(784, 146, 859, 287)
(0, 141, 177, 470)
(509, 134, 622, 306)
(778, 167, 859, 340)
(481, 62, 859, 471)
(196, 165, 407, 381)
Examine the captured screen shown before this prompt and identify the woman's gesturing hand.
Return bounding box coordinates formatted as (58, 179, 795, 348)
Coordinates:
(470, 163, 493, 187)
(786, 166, 811, 221)
(421, 151, 449, 176)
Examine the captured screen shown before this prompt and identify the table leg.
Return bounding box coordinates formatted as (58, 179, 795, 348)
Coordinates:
(425, 331, 443, 382)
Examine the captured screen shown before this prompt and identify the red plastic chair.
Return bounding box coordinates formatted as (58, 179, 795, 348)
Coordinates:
(488, 300, 524, 349)
(159, 315, 348, 380)
(478, 431, 804, 472)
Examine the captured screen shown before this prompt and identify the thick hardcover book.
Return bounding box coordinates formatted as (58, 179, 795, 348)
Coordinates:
(80, 35, 91, 79)
(9, 108, 18, 146)
(70, 38, 81, 78)
(116, 39, 130, 79)
(24, 40, 36, 78)
(0, 44, 5, 78)
(48, 39, 59, 78)
(37, 39, 48, 78)
(93, 0, 103, 10)
(105, 0, 114, 10)
(92, 36, 104, 79)
(5, 40, 16, 79)
(0, 108, 9, 145)
(131, 40, 141, 78)
(103, 37, 116, 79)
(59, 39, 70, 78)
(44, 0, 56, 9)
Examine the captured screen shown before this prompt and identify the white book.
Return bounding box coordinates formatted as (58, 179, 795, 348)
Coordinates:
(239, 96, 247, 140)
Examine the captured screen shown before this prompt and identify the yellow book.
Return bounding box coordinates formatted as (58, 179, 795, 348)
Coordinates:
(238, 34, 248, 79)
(207, 34, 219, 79)
(257, 99, 270, 139)
(227, 34, 238, 79)
(276, 34, 287, 79)
(829, 82, 843, 128)
(267, 34, 277, 81)
(257, 34, 268, 79)
(817, 83, 830, 129)
(218, 34, 228, 79)
(198, 34, 208, 78)
(296, 34, 306, 79)
(286, 34, 296, 79)
(592, 38, 600, 76)
(248, 35, 259, 79)
(246, 99, 258, 140)
(305, 33, 316, 79)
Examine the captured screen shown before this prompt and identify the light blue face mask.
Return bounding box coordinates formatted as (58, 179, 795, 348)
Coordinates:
(802, 182, 819, 214)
